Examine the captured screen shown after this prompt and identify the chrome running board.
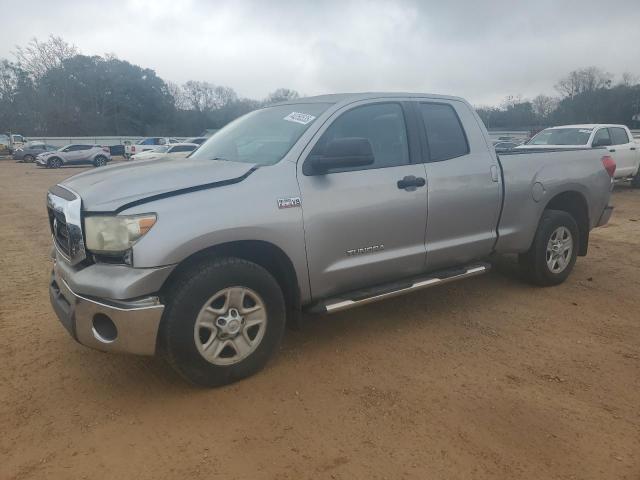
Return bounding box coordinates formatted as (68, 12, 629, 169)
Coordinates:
(308, 263, 490, 314)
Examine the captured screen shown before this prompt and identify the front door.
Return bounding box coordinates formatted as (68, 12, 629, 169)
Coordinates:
(298, 101, 428, 300)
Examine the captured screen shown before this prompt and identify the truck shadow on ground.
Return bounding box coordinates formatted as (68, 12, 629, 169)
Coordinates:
(75, 254, 528, 395)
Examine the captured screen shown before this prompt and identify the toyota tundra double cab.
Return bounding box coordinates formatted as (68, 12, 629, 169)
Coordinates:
(46, 93, 614, 386)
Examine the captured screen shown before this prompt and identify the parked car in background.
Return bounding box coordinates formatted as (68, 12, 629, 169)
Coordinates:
(35, 145, 111, 168)
(184, 137, 208, 145)
(493, 141, 521, 152)
(124, 137, 179, 159)
(517, 124, 640, 184)
(46, 92, 614, 387)
(13, 141, 59, 162)
(0, 133, 26, 154)
(130, 143, 198, 162)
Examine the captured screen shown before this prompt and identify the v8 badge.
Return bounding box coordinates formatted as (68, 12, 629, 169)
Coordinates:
(277, 197, 301, 209)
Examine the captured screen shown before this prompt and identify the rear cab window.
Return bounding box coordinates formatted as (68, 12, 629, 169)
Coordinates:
(610, 127, 629, 145)
(418, 102, 469, 161)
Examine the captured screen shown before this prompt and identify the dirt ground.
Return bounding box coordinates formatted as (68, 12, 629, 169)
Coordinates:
(0, 160, 638, 480)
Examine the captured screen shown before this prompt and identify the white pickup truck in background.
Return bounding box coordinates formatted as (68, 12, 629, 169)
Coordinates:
(517, 124, 640, 185)
(123, 137, 179, 159)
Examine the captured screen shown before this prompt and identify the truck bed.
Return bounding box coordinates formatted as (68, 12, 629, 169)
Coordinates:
(494, 147, 612, 254)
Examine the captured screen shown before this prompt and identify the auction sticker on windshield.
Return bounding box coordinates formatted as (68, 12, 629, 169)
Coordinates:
(283, 112, 316, 125)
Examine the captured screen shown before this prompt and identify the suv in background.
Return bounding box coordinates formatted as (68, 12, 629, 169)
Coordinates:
(35, 144, 112, 168)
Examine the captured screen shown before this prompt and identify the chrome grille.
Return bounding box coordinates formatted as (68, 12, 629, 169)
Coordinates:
(47, 185, 86, 265)
(48, 208, 71, 256)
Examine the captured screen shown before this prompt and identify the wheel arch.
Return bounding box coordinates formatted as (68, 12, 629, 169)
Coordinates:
(160, 240, 302, 327)
(542, 190, 590, 256)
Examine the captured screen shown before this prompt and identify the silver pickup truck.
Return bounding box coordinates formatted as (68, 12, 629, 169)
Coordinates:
(47, 93, 614, 386)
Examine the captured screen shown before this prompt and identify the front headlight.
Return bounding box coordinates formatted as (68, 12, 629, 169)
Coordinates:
(84, 214, 157, 253)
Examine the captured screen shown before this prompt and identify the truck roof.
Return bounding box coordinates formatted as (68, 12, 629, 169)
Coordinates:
(273, 92, 467, 106)
(546, 124, 628, 130)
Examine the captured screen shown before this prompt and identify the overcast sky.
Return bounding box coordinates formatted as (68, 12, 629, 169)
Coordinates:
(2, 0, 640, 106)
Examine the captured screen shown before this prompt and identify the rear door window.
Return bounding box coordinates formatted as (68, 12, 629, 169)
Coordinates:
(418, 103, 469, 162)
(610, 127, 629, 145)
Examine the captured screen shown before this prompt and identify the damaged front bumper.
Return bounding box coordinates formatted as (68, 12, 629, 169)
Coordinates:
(49, 262, 165, 355)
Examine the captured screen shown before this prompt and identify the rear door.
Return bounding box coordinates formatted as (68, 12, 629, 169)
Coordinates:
(298, 100, 428, 300)
(609, 127, 636, 176)
(415, 100, 502, 270)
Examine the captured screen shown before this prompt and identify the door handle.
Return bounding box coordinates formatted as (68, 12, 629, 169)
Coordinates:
(397, 176, 426, 190)
(608, 149, 616, 152)
(631, 147, 637, 151)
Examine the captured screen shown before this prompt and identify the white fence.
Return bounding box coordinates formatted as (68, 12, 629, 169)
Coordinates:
(24, 136, 189, 147)
(18, 129, 640, 147)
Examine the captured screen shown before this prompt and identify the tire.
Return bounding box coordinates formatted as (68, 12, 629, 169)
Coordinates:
(631, 170, 640, 188)
(94, 155, 107, 167)
(519, 209, 579, 286)
(160, 257, 286, 387)
(47, 157, 63, 169)
(23, 154, 34, 163)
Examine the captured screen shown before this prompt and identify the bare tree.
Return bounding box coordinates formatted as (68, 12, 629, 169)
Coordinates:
(555, 66, 612, 98)
(13, 35, 78, 79)
(181, 80, 217, 112)
(620, 72, 639, 87)
(266, 88, 299, 104)
(532, 94, 558, 119)
(166, 81, 187, 109)
(500, 94, 523, 110)
(213, 86, 238, 108)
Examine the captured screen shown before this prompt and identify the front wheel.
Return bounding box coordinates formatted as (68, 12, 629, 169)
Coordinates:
(519, 210, 579, 286)
(94, 155, 107, 167)
(160, 257, 286, 387)
(47, 157, 63, 169)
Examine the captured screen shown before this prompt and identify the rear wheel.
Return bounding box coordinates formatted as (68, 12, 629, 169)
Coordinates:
(631, 169, 640, 188)
(519, 210, 579, 286)
(160, 257, 286, 387)
(94, 155, 107, 167)
(47, 157, 63, 169)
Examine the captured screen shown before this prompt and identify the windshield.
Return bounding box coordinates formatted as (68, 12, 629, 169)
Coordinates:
(190, 103, 331, 165)
(528, 128, 592, 146)
(57, 145, 71, 151)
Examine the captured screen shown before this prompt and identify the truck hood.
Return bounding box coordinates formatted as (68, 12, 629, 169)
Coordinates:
(60, 158, 257, 212)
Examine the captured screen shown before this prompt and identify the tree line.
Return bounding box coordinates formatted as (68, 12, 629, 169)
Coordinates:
(1, 36, 639, 136)
(476, 66, 640, 131)
(0, 36, 300, 137)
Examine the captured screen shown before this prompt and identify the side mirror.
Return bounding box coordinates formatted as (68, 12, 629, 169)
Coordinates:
(593, 138, 612, 147)
(307, 137, 375, 174)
